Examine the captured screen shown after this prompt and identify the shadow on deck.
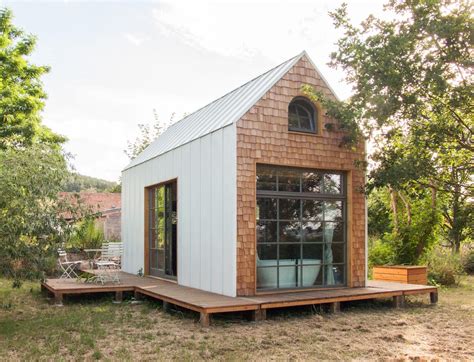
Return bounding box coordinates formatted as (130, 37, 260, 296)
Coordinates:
(41, 272, 438, 326)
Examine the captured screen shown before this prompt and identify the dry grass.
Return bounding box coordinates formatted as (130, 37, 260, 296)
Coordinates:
(1, 277, 473, 360)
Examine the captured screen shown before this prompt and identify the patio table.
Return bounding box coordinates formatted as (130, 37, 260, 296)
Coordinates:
(84, 248, 102, 269)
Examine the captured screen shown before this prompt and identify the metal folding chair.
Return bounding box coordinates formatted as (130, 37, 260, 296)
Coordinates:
(95, 260, 121, 284)
(58, 250, 81, 279)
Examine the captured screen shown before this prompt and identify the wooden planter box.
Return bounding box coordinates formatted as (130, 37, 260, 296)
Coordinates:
(373, 266, 428, 285)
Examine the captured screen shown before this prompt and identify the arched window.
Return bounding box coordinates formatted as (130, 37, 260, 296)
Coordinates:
(288, 97, 317, 133)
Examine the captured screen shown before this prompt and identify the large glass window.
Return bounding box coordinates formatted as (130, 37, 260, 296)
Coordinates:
(256, 165, 346, 290)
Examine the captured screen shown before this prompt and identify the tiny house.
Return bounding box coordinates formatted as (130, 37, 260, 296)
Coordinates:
(122, 51, 366, 298)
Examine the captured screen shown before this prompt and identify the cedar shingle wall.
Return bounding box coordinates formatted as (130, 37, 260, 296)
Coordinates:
(236, 56, 366, 296)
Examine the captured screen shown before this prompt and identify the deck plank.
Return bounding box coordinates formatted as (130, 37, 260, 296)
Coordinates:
(41, 273, 437, 316)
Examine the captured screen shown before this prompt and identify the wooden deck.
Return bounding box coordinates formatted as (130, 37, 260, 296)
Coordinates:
(42, 272, 438, 326)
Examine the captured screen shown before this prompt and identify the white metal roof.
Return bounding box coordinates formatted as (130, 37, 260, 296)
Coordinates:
(124, 51, 328, 171)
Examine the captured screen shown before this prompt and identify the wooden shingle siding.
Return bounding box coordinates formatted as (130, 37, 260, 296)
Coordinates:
(236, 55, 366, 296)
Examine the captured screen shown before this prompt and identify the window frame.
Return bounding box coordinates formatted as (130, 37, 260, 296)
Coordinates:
(288, 97, 318, 134)
(256, 165, 347, 291)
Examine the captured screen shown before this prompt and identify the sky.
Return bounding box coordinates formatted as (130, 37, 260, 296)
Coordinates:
(1, 0, 385, 182)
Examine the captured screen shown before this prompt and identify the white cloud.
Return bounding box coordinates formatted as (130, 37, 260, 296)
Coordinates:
(123, 32, 146, 46)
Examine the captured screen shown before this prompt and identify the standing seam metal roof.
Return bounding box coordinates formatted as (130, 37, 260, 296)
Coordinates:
(124, 51, 312, 171)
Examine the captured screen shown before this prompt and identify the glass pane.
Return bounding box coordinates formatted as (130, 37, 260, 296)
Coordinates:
(298, 114, 312, 130)
(324, 201, 342, 221)
(157, 248, 165, 271)
(257, 244, 277, 261)
(324, 222, 344, 242)
(302, 221, 323, 243)
(257, 198, 277, 220)
(256, 166, 277, 191)
(157, 222, 165, 249)
(279, 243, 300, 260)
(278, 265, 298, 288)
(150, 229, 158, 249)
(302, 243, 323, 264)
(279, 222, 300, 243)
(149, 209, 158, 229)
(323, 174, 342, 194)
(326, 243, 344, 264)
(299, 263, 323, 287)
(257, 267, 278, 289)
(279, 199, 300, 220)
(256, 221, 277, 243)
(150, 250, 158, 269)
(325, 265, 345, 285)
(302, 172, 322, 193)
(302, 200, 323, 220)
(288, 113, 299, 129)
(278, 170, 300, 192)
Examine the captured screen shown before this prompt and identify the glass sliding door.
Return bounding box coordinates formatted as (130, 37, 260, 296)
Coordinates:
(256, 165, 346, 290)
(148, 180, 177, 279)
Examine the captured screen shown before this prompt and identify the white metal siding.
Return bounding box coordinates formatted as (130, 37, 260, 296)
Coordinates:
(122, 124, 237, 297)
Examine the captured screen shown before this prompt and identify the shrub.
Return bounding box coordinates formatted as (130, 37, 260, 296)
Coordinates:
(68, 218, 105, 250)
(462, 250, 474, 275)
(368, 236, 396, 269)
(425, 248, 464, 286)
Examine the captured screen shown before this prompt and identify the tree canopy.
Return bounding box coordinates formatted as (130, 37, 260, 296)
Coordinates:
(125, 109, 174, 160)
(305, 0, 473, 261)
(0, 8, 65, 149)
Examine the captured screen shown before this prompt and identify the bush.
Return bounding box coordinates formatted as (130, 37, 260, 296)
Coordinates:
(462, 250, 474, 275)
(425, 248, 464, 286)
(368, 237, 396, 270)
(68, 218, 105, 250)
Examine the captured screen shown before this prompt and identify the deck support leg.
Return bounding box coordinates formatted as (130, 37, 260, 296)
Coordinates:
(54, 292, 63, 307)
(250, 308, 267, 322)
(393, 295, 405, 308)
(114, 291, 123, 303)
(133, 290, 142, 300)
(430, 291, 438, 304)
(329, 302, 341, 314)
(199, 312, 210, 327)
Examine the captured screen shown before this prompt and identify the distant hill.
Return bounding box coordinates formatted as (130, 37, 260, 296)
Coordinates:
(63, 173, 120, 193)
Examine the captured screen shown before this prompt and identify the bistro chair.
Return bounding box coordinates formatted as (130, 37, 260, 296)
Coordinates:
(58, 249, 82, 279)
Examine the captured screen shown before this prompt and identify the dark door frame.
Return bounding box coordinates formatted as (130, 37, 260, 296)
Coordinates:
(144, 178, 178, 280)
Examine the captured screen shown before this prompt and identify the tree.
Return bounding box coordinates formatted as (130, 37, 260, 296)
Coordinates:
(62, 173, 119, 193)
(125, 109, 174, 160)
(305, 0, 473, 260)
(0, 145, 89, 284)
(0, 8, 65, 149)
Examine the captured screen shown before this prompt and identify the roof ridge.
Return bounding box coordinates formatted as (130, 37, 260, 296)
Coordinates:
(163, 52, 303, 134)
(123, 51, 308, 171)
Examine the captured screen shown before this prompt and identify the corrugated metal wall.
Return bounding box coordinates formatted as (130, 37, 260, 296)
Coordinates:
(121, 124, 237, 297)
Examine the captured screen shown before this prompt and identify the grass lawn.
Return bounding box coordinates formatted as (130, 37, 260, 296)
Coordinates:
(1, 277, 473, 360)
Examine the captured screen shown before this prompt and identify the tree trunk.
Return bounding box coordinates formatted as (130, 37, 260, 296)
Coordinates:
(451, 184, 462, 253)
(388, 186, 398, 233)
(398, 191, 412, 226)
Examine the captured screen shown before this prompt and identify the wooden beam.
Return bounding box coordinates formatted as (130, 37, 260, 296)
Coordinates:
(392, 295, 405, 308)
(250, 308, 266, 322)
(329, 301, 341, 313)
(134, 290, 142, 300)
(54, 292, 63, 306)
(199, 312, 210, 327)
(114, 291, 123, 303)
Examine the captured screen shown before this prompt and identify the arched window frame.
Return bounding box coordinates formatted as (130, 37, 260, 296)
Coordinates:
(288, 97, 319, 134)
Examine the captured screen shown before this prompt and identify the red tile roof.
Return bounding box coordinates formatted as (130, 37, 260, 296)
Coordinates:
(59, 192, 121, 216)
